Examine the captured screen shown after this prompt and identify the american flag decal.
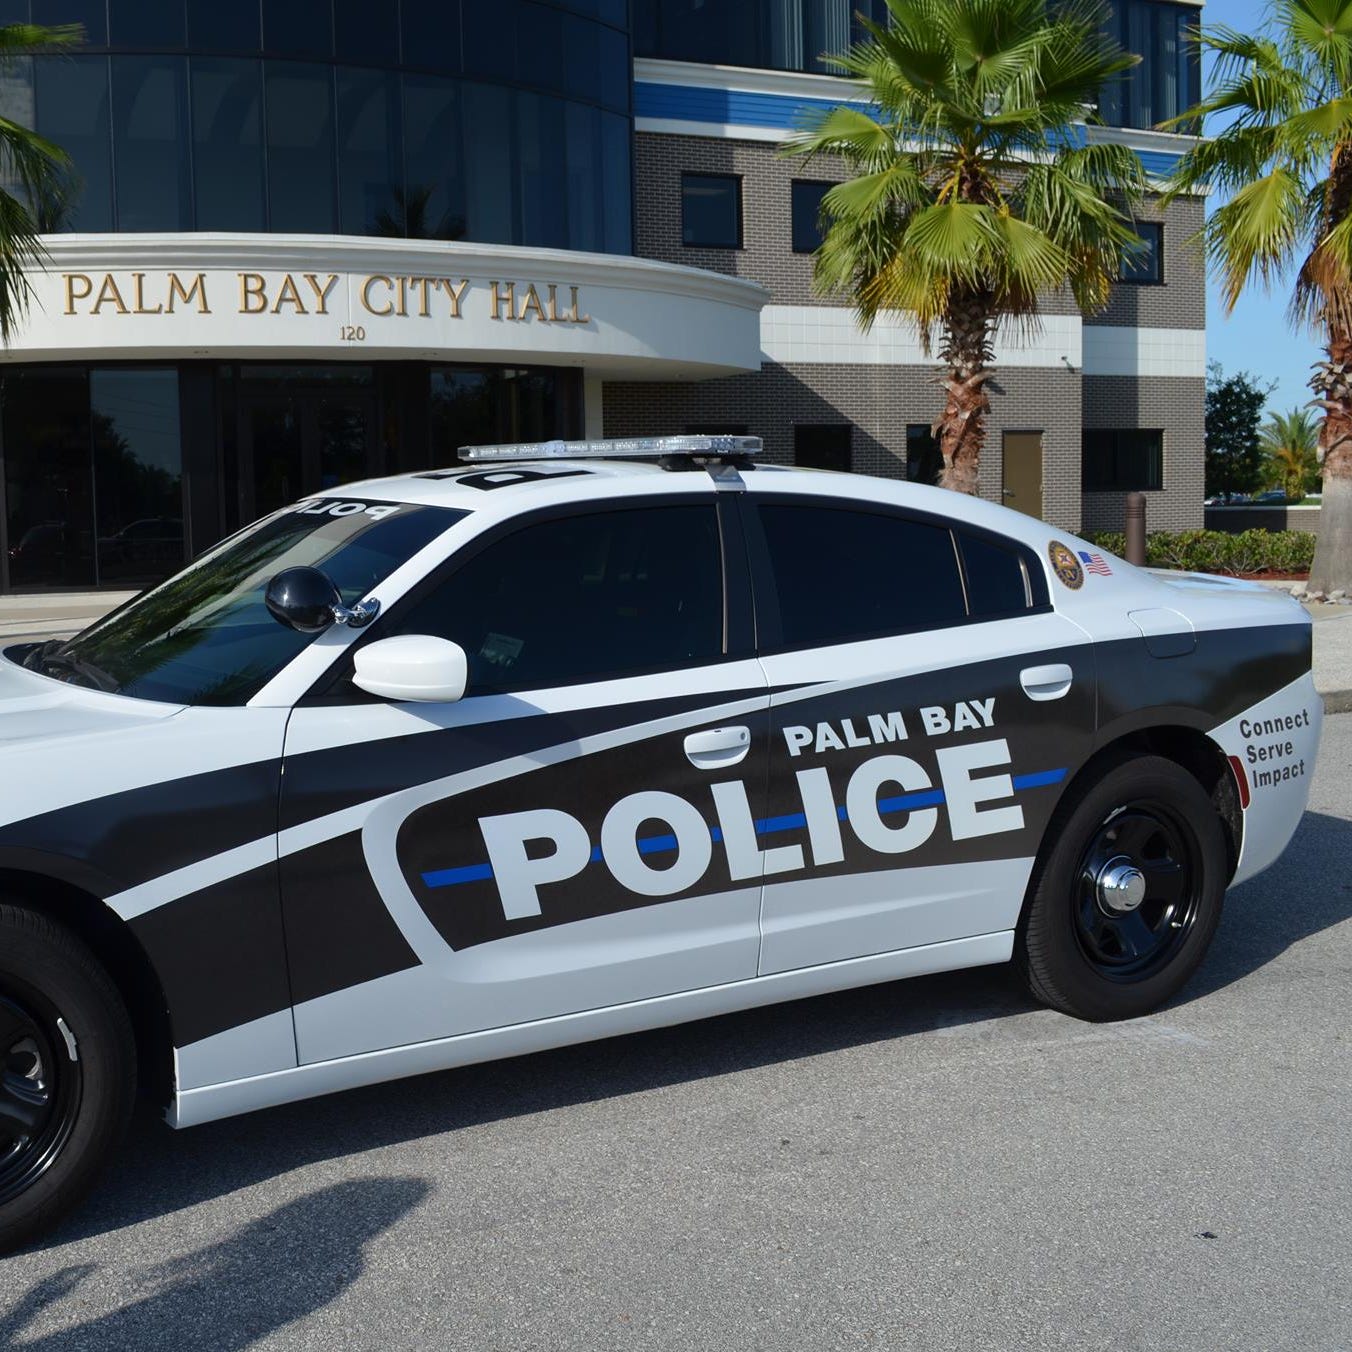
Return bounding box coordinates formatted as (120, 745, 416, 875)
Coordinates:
(1079, 550, 1112, 577)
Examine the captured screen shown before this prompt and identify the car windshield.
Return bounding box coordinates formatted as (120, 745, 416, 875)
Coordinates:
(19, 498, 465, 706)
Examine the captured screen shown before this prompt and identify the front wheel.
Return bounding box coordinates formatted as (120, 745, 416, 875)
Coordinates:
(1016, 755, 1229, 1021)
(0, 903, 136, 1253)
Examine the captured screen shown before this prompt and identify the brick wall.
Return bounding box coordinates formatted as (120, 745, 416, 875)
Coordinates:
(1082, 375, 1206, 532)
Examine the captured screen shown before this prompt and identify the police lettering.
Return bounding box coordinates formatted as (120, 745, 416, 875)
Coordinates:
(479, 737, 1025, 920)
(294, 499, 401, 520)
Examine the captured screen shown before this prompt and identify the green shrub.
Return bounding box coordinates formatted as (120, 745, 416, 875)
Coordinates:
(1083, 528, 1316, 575)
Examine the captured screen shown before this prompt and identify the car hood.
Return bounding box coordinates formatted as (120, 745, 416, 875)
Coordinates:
(0, 648, 182, 746)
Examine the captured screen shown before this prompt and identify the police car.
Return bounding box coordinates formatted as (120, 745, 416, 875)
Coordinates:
(0, 436, 1321, 1248)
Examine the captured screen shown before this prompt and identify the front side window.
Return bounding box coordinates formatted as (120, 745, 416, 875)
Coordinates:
(682, 173, 741, 249)
(1083, 429, 1164, 491)
(19, 500, 463, 706)
(376, 504, 725, 692)
(753, 502, 967, 649)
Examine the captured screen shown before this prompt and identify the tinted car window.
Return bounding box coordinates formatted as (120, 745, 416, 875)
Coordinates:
(959, 532, 1031, 618)
(755, 502, 966, 648)
(383, 505, 724, 691)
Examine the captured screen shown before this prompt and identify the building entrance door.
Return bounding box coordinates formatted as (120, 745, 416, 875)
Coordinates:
(237, 369, 379, 522)
(1002, 431, 1044, 518)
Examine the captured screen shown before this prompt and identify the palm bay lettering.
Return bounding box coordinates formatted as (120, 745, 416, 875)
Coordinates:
(59, 271, 591, 324)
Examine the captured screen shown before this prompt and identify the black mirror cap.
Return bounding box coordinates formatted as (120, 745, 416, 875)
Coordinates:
(265, 565, 342, 633)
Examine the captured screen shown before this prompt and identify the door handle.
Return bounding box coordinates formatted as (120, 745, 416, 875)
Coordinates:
(1020, 663, 1073, 702)
(684, 725, 752, 769)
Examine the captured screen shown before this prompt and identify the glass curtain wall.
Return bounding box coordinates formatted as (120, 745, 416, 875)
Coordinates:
(11, 0, 632, 253)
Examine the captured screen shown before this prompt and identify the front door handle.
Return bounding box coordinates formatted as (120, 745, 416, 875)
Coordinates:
(1020, 663, 1074, 702)
(684, 725, 752, 769)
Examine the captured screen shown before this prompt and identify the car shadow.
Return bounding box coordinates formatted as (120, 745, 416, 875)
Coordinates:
(25, 811, 1352, 1253)
(0, 1178, 429, 1351)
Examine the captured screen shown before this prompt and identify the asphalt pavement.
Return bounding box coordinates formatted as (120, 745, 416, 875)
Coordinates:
(1, 721, 1349, 1351)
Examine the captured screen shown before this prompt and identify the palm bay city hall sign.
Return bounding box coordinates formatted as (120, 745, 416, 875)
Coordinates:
(60, 270, 592, 331)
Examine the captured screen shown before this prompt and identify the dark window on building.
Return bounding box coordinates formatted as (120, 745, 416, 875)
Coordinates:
(906, 424, 942, 485)
(463, 0, 518, 82)
(265, 61, 337, 232)
(187, 0, 261, 52)
(794, 424, 851, 472)
(754, 503, 967, 648)
(34, 55, 113, 232)
(791, 179, 833, 254)
(383, 505, 726, 690)
(335, 0, 399, 66)
(1082, 429, 1164, 491)
(263, 0, 334, 60)
(600, 111, 632, 253)
(111, 56, 192, 231)
(33, 0, 106, 45)
(91, 369, 185, 588)
(463, 81, 515, 243)
(1099, 1, 1201, 131)
(682, 173, 741, 249)
(1120, 222, 1163, 283)
(400, 0, 462, 74)
(518, 91, 570, 249)
(109, 0, 186, 47)
(337, 68, 402, 236)
(958, 532, 1031, 618)
(191, 58, 266, 232)
(402, 75, 467, 239)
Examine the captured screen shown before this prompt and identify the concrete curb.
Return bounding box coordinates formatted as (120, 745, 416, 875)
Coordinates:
(1323, 690, 1352, 716)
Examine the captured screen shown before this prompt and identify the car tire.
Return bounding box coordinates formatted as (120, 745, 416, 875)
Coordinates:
(0, 902, 136, 1254)
(1015, 755, 1229, 1022)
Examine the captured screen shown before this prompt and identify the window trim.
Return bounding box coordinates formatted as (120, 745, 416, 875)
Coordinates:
(1118, 220, 1164, 286)
(737, 495, 1051, 657)
(302, 492, 753, 704)
(680, 171, 743, 251)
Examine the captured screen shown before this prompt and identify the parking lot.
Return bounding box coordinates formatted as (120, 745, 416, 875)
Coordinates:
(0, 716, 1348, 1351)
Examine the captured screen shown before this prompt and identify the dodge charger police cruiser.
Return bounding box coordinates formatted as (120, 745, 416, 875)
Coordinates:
(0, 436, 1321, 1249)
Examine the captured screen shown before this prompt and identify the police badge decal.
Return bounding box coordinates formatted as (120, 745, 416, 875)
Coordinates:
(1048, 540, 1084, 590)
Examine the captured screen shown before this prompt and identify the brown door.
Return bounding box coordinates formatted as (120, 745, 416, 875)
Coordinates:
(1002, 431, 1044, 518)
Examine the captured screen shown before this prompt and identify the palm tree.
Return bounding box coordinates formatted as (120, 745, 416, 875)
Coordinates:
(1165, 0, 1352, 593)
(783, 0, 1147, 495)
(1260, 407, 1320, 500)
(0, 21, 84, 342)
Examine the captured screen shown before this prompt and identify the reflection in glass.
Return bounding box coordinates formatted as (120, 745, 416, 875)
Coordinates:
(34, 55, 112, 231)
(91, 369, 184, 587)
(112, 56, 191, 231)
(191, 58, 265, 232)
(400, 75, 467, 239)
(518, 92, 568, 250)
(429, 367, 568, 464)
(337, 67, 402, 236)
(565, 102, 600, 254)
(265, 61, 336, 232)
(601, 111, 631, 253)
(32, 0, 105, 45)
(463, 82, 514, 244)
(3, 369, 96, 589)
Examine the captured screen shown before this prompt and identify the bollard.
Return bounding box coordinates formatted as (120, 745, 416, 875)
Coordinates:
(1125, 491, 1147, 566)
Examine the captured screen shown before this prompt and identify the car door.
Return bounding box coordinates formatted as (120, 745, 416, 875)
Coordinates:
(742, 488, 1097, 975)
(277, 491, 775, 1064)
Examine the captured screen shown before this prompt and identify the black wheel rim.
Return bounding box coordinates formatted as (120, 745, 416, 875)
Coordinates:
(1073, 803, 1201, 982)
(0, 986, 82, 1207)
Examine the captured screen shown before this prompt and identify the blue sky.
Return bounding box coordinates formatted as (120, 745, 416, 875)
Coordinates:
(1199, 0, 1318, 417)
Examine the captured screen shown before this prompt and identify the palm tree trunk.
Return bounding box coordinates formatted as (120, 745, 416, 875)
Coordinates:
(934, 290, 994, 496)
(1308, 328, 1352, 595)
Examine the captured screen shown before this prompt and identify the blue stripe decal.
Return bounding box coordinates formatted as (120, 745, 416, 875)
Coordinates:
(421, 766, 1070, 889)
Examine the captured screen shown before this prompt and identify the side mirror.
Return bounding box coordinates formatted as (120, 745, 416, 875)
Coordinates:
(353, 635, 468, 703)
(265, 566, 380, 633)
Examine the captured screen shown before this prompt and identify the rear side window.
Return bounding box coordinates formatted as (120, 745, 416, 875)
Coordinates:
(754, 502, 966, 648)
(959, 531, 1032, 618)
(380, 503, 724, 691)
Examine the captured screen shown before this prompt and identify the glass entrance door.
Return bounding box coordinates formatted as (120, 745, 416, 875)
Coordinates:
(237, 368, 378, 522)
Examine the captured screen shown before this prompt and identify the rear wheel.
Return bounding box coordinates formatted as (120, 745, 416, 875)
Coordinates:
(1016, 755, 1229, 1021)
(0, 903, 135, 1253)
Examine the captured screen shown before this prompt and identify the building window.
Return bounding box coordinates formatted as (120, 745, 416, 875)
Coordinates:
(1083, 429, 1164, 491)
(1098, 1, 1202, 131)
(682, 173, 741, 249)
(791, 180, 833, 254)
(794, 424, 851, 471)
(906, 424, 942, 485)
(1120, 222, 1163, 284)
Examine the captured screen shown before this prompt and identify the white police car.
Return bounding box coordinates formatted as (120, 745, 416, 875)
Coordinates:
(0, 436, 1321, 1248)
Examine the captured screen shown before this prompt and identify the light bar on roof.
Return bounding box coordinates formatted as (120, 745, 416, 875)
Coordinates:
(459, 435, 763, 462)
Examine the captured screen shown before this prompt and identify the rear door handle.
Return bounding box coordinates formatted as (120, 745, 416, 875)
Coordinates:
(1020, 663, 1074, 702)
(684, 725, 752, 769)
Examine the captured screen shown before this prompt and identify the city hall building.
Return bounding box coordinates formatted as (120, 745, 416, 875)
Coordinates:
(0, 0, 1205, 592)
